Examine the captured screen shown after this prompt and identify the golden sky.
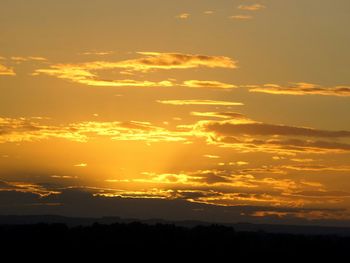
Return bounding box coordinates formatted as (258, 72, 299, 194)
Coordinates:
(1, 0, 350, 225)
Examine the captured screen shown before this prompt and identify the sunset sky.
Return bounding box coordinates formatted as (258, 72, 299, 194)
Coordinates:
(1, 0, 350, 225)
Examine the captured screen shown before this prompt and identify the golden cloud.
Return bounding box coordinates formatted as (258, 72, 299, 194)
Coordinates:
(0, 64, 15, 76)
(34, 52, 237, 87)
(238, 4, 266, 11)
(3, 115, 350, 156)
(0, 118, 190, 144)
(157, 100, 244, 106)
(176, 13, 190, 19)
(247, 82, 350, 97)
(182, 80, 236, 89)
(11, 56, 47, 62)
(191, 111, 251, 122)
(229, 15, 253, 20)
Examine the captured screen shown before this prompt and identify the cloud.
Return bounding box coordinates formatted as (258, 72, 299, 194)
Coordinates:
(247, 82, 350, 97)
(74, 163, 88, 167)
(157, 100, 244, 106)
(282, 164, 350, 172)
(230, 15, 253, 20)
(0, 176, 348, 223)
(191, 111, 250, 121)
(182, 80, 236, 89)
(0, 180, 59, 197)
(115, 168, 344, 209)
(0, 117, 190, 144)
(0, 117, 87, 143)
(1, 186, 348, 224)
(238, 4, 266, 11)
(80, 51, 114, 56)
(0, 64, 15, 76)
(3, 115, 350, 155)
(203, 154, 220, 159)
(192, 119, 350, 154)
(176, 13, 190, 19)
(200, 121, 350, 138)
(34, 52, 237, 87)
(10, 56, 47, 62)
(293, 191, 350, 198)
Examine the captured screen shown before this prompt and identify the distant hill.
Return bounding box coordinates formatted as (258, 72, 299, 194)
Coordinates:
(2, 214, 350, 236)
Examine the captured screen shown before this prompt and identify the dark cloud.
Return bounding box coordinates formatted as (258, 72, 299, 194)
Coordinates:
(204, 122, 350, 138)
(0, 187, 348, 226)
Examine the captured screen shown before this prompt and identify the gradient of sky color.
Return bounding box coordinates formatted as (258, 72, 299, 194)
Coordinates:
(1, 0, 350, 225)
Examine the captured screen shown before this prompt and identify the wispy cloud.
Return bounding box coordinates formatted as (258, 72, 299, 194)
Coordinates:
(34, 52, 237, 87)
(238, 4, 266, 11)
(74, 163, 88, 167)
(10, 56, 47, 62)
(80, 51, 114, 56)
(176, 13, 190, 19)
(191, 111, 249, 120)
(247, 82, 350, 97)
(182, 80, 236, 89)
(157, 100, 244, 106)
(201, 121, 350, 138)
(229, 15, 253, 20)
(204, 11, 214, 15)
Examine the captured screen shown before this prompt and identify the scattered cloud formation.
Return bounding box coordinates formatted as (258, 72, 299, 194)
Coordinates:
(2, 114, 350, 158)
(0, 117, 190, 144)
(247, 82, 350, 97)
(1, 185, 348, 223)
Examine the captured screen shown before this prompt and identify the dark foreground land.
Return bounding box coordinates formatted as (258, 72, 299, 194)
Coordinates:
(1, 221, 350, 260)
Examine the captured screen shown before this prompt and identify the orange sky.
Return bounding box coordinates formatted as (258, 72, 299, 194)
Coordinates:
(1, 0, 350, 225)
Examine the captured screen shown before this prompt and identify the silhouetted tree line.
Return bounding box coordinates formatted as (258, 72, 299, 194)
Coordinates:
(1, 222, 349, 260)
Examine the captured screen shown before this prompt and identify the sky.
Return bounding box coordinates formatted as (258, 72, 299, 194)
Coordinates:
(1, 0, 350, 225)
